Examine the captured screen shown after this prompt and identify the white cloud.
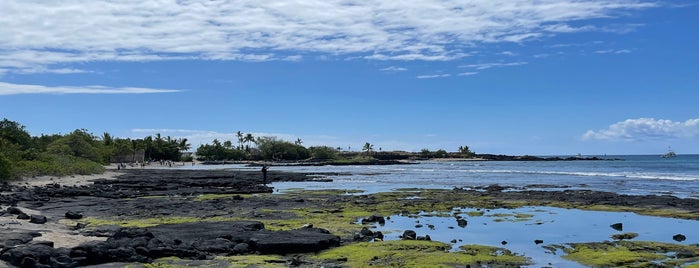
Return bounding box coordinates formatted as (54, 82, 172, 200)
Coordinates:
(416, 74, 451, 79)
(460, 62, 528, 70)
(0, 0, 657, 73)
(380, 66, 408, 72)
(595, 49, 632, 54)
(582, 118, 699, 141)
(458, 72, 479, 76)
(0, 82, 180, 95)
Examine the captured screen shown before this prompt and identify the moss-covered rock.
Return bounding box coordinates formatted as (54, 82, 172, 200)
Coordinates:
(314, 240, 530, 267)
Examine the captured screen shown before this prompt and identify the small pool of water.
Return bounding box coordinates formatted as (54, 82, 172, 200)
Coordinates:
(362, 206, 699, 267)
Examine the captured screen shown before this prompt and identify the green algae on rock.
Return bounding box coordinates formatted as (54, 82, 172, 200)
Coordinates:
(314, 240, 530, 267)
(562, 241, 699, 267)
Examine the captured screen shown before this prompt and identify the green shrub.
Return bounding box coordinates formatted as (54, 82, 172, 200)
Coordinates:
(0, 154, 13, 180)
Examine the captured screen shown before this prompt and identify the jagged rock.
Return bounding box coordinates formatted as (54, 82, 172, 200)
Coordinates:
(534, 239, 544, 245)
(417, 235, 431, 241)
(233, 243, 249, 254)
(29, 215, 48, 224)
(361, 215, 386, 225)
(65, 211, 83, 219)
(0, 231, 42, 249)
(457, 218, 468, 228)
(611, 232, 638, 240)
(373, 231, 384, 241)
(610, 223, 623, 231)
(0, 243, 76, 268)
(6, 207, 23, 215)
(17, 212, 30, 220)
(360, 227, 373, 237)
(673, 234, 687, 242)
(401, 230, 417, 240)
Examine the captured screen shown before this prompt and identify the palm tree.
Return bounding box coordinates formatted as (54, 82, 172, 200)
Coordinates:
(179, 138, 191, 152)
(236, 131, 244, 150)
(244, 133, 254, 150)
(295, 138, 303, 146)
(362, 142, 374, 156)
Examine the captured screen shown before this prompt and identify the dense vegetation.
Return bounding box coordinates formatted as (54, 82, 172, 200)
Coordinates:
(1, 118, 476, 180)
(0, 119, 189, 180)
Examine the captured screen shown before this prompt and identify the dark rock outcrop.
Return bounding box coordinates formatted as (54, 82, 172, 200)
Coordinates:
(401, 230, 417, 240)
(610, 223, 623, 231)
(673, 234, 687, 242)
(65, 211, 83, 219)
(29, 215, 48, 224)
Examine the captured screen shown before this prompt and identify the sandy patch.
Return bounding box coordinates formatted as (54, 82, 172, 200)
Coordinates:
(8, 171, 121, 187)
(1, 206, 107, 249)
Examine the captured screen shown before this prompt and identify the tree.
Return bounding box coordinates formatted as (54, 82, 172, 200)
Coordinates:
(295, 138, 303, 146)
(309, 146, 338, 159)
(458, 145, 474, 157)
(244, 133, 254, 150)
(0, 118, 32, 149)
(362, 142, 374, 156)
(236, 131, 244, 150)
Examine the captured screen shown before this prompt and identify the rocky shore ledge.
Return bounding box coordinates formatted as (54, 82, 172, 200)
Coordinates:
(1, 169, 698, 267)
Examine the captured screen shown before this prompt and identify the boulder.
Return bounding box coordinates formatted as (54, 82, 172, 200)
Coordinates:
(457, 218, 468, 228)
(361, 215, 386, 225)
(610, 223, 623, 231)
(401, 230, 417, 240)
(673, 234, 687, 242)
(29, 215, 48, 224)
(6, 206, 23, 215)
(65, 211, 83, 219)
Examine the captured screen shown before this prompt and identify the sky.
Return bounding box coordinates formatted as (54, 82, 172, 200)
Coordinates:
(1, 0, 698, 155)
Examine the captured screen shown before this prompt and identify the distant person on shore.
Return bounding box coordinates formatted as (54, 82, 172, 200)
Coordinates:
(261, 165, 269, 185)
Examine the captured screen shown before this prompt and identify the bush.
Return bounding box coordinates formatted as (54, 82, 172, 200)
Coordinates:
(0, 154, 12, 180)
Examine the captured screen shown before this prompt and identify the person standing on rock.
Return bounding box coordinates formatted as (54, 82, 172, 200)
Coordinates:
(261, 165, 269, 185)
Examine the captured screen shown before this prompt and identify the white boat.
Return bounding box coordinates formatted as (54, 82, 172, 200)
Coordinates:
(661, 147, 677, 158)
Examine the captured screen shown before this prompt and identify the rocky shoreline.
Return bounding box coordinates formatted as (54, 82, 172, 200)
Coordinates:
(1, 169, 698, 267)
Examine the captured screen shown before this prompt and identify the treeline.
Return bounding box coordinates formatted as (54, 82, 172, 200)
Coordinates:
(195, 135, 340, 162)
(1, 118, 478, 180)
(0, 119, 189, 180)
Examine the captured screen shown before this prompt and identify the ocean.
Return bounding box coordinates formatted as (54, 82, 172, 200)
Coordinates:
(268, 154, 699, 198)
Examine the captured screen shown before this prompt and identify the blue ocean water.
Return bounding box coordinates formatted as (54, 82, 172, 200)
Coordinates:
(268, 155, 699, 198)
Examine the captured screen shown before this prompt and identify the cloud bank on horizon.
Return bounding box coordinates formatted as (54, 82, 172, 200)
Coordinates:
(583, 118, 699, 141)
(0, 0, 656, 74)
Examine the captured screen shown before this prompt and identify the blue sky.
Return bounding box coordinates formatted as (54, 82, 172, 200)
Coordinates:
(1, 1, 698, 155)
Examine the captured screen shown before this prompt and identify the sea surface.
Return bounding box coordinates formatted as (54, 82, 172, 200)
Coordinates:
(264, 154, 699, 198)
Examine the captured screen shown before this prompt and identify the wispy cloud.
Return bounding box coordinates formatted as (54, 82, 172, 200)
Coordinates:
(416, 74, 451, 79)
(582, 118, 699, 141)
(0, 1, 658, 73)
(595, 49, 632, 54)
(458, 72, 479, 76)
(380, 66, 408, 72)
(460, 62, 528, 70)
(0, 82, 181, 95)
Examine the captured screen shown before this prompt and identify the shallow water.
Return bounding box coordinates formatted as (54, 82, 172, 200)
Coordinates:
(366, 206, 699, 267)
